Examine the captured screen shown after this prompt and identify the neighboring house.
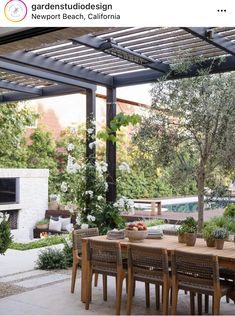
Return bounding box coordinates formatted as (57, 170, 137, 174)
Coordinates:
(26, 92, 149, 139)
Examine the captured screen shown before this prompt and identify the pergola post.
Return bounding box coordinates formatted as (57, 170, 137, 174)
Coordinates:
(106, 87, 117, 202)
(85, 88, 96, 212)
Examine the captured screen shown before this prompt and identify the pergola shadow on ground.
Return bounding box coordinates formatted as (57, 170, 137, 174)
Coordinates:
(1, 27, 235, 201)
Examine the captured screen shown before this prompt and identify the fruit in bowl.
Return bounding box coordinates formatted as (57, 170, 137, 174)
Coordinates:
(125, 222, 148, 242)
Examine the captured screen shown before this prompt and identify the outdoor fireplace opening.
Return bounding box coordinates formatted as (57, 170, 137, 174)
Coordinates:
(0, 178, 19, 204)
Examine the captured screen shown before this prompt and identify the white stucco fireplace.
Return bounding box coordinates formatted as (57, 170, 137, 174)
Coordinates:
(0, 169, 49, 242)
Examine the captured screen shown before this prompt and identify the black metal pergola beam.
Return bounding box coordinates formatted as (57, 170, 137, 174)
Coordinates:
(72, 34, 170, 73)
(0, 80, 42, 95)
(0, 58, 97, 91)
(1, 51, 113, 87)
(183, 27, 235, 56)
(0, 84, 85, 103)
(114, 55, 235, 87)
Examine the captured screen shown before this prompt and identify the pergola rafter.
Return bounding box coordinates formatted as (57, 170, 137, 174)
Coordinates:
(0, 26, 235, 202)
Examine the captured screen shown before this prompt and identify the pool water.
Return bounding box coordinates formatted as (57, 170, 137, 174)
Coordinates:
(164, 201, 230, 213)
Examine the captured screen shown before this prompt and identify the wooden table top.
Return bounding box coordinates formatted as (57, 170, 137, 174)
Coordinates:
(85, 234, 235, 262)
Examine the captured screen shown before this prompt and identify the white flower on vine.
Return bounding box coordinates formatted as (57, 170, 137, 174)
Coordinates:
(114, 197, 134, 212)
(119, 162, 131, 173)
(67, 143, 75, 152)
(89, 141, 96, 150)
(87, 214, 96, 222)
(95, 161, 108, 174)
(85, 190, 93, 198)
(97, 195, 103, 201)
(104, 182, 108, 191)
(61, 182, 68, 193)
(87, 128, 94, 134)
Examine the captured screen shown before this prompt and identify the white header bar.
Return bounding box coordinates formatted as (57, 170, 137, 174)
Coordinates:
(0, 0, 234, 27)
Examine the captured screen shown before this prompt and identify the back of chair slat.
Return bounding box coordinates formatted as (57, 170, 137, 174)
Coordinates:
(87, 240, 122, 274)
(72, 228, 99, 252)
(171, 250, 219, 288)
(128, 245, 169, 282)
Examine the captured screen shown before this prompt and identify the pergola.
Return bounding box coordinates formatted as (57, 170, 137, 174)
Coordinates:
(1, 27, 235, 202)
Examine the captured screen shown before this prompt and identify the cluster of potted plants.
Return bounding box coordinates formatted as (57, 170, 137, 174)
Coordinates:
(202, 222, 229, 249)
(177, 217, 198, 246)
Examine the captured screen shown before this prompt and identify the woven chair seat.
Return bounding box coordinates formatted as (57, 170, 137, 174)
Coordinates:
(179, 280, 233, 296)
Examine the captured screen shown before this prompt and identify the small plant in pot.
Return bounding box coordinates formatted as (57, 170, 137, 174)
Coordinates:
(36, 219, 49, 230)
(202, 221, 217, 247)
(184, 217, 198, 246)
(212, 227, 229, 250)
(177, 224, 187, 243)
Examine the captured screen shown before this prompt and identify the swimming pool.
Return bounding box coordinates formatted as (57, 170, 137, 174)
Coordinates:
(135, 200, 233, 213)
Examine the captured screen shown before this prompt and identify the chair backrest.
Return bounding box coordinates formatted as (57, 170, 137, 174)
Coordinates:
(171, 250, 220, 289)
(87, 240, 122, 274)
(72, 228, 99, 252)
(128, 244, 169, 282)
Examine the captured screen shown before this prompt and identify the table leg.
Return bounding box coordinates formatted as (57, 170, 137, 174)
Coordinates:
(81, 239, 88, 303)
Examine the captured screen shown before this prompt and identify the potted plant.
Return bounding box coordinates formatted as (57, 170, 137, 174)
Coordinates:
(125, 222, 148, 242)
(202, 221, 217, 247)
(183, 217, 198, 246)
(177, 224, 186, 243)
(212, 227, 229, 250)
(36, 219, 49, 230)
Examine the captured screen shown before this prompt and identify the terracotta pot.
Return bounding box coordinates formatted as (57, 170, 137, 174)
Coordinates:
(185, 232, 196, 246)
(206, 239, 215, 247)
(48, 201, 59, 210)
(215, 239, 224, 250)
(178, 233, 186, 243)
(125, 229, 148, 243)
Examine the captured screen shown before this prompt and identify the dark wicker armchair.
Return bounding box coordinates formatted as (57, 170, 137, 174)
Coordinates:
(85, 239, 126, 315)
(71, 228, 99, 294)
(127, 245, 170, 315)
(171, 250, 234, 315)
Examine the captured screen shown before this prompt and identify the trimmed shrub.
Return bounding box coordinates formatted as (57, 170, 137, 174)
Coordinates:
(0, 219, 12, 255)
(36, 248, 67, 270)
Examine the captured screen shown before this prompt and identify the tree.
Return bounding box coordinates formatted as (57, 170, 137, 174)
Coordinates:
(134, 64, 235, 230)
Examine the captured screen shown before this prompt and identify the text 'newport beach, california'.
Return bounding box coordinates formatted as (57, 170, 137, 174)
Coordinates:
(31, 2, 120, 20)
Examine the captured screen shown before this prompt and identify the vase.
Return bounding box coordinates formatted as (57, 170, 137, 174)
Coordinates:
(125, 229, 148, 242)
(215, 239, 224, 250)
(185, 232, 196, 246)
(36, 224, 48, 230)
(178, 233, 186, 243)
(206, 239, 215, 247)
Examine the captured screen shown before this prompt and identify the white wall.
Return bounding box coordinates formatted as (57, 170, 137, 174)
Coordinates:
(0, 169, 49, 241)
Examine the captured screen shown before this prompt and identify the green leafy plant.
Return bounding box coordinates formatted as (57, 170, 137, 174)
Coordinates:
(182, 217, 198, 233)
(63, 234, 73, 268)
(177, 224, 187, 236)
(36, 248, 67, 270)
(212, 227, 229, 240)
(0, 213, 12, 255)
(224, 204, 235, 218)
(9, 235, 65, 251)
(145, 219, 165, 227)
(36, 219, 49, 225)
(202, 221, 217, 241)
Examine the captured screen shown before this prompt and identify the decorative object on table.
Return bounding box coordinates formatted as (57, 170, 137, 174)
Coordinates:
(125, 222, 148, 242)
(107, 229, 125, 240)
(212, 227, 229, 250)
(202, 220, 217, 247)
(177, 225, 186, 243)
(48, 194, 60, 210)
(146, 227, 163, 239)
(182, 217, 198, 247)
(35, 219, 49, 230)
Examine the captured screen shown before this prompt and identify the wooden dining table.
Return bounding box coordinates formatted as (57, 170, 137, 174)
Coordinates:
(81, 235, 235, 303)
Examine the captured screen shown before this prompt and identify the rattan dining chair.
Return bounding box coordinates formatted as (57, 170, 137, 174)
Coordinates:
(71, 228, 99, 294)
(127, 245, 170, 315)
(85, 239, 126, 315)
(171, 250, 234, 315)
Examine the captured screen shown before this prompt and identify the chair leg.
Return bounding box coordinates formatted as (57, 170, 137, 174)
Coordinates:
(162, 284, 169, 315)
(171, 286, 178, 315)
(145, 282, 150, 308)
(226, 295, 230, 303)
(155, 284, 160, 310)
(127, 276, 134, 315)
(85, 267, 93, 310)
(205, 294, 209, 313)
(103, 274, 107, 301)
(212, 295, 220, 316)
(116, 273, 123, 315)
(71, 262, 78, 293)
(94, 272, 99, 287)
(190, 292, 195, 315)
(197, 293, 202, 315)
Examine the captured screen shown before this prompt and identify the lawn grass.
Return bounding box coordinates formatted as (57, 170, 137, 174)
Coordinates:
(9, 235, 66, 251)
